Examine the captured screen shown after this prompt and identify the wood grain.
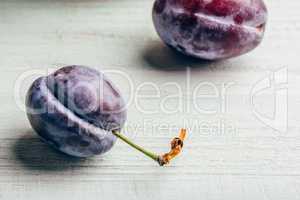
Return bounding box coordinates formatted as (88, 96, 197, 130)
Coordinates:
(0, 0, 300, 199)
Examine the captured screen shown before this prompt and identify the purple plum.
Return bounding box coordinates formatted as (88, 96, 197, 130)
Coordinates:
(26, 65, 127, 157)
(152, 0, 268, 60)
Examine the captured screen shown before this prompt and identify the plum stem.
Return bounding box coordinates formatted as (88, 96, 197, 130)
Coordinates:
(112, 129, 186, 166)
(112, 130, 159, 161)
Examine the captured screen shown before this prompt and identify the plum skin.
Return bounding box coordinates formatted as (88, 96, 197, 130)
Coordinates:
(26, 66, 127, 157)
(152, 0, 268, 60)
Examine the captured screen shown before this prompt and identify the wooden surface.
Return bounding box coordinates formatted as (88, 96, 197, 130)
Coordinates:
(0, 0, 299, 199)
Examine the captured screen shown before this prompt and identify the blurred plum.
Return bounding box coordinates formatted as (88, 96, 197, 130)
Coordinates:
(153, 0, 268, 60)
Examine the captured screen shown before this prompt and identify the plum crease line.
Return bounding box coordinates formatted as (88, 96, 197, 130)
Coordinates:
(41, 78, 108, 139)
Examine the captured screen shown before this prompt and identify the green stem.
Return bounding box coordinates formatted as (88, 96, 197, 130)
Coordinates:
(112, 130, 160, 162)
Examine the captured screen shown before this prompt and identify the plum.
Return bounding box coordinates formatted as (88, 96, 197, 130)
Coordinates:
(26, 65, 126, 157)
(152, 0, 268, 60)
(26, 65, 186, 165)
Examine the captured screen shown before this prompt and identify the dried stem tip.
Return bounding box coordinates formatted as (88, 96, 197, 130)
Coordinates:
(158, 129, 187, 166)
(112, 128, 187, 166)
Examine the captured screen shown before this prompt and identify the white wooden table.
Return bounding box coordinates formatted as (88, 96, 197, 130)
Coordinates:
(0, 0, 299, 199)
